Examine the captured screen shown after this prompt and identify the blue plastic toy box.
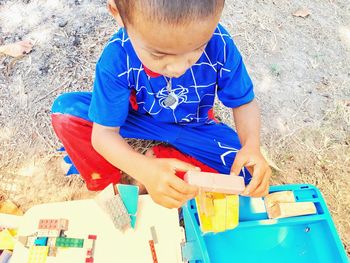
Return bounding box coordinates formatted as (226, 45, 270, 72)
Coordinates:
(182, 184, 348, 263)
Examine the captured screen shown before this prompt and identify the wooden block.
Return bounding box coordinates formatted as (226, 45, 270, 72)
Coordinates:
(184, 171, 245, 194)
(48, 247, 57, 257)
(225, 195, 239, 230)
(198, 191, 215, 217)
(196, 192, 239, 233)
(264, 191, 295, 209)
(267, 202, 317, 219)
(17, 236, 28, 246)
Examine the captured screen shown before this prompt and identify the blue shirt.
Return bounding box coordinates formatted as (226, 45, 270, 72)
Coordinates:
(88, 24, 254, 127)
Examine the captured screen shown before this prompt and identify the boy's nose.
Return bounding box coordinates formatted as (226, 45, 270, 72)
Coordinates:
(166, 62, 190, 78)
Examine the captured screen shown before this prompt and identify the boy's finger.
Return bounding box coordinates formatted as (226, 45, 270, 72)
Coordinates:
(171, 159, 201, 172)
(159, 196, 182, 209)
(250, 179, 270, 197)
(165, 186, 187, 203)
(170, 175, 199, 195)
(230, 153, 247, 176)
(249, 167, 271, 197)
(242, 163, 263, 195)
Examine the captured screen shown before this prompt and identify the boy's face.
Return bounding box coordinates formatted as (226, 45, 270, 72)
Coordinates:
(124, 11, 221, 78)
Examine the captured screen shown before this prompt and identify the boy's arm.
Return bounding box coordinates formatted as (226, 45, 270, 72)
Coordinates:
(91, 123, 199, 208)
(230, 99, 271, 197)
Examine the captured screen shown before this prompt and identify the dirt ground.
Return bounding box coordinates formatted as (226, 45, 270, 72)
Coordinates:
(0, 0, 349, 256)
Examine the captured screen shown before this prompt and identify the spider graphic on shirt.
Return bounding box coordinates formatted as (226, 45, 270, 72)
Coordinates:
(156, 85, 189, 109)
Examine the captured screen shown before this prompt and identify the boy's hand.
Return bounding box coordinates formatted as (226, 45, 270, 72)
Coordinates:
(142, 158, 200, 209)
(230, 146, 271, 197)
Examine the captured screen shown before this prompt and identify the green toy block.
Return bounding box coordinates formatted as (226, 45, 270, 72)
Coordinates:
(55, 237, 84, 248)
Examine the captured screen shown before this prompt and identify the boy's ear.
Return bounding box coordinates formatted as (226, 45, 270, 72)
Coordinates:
(107, 0, 124, 27)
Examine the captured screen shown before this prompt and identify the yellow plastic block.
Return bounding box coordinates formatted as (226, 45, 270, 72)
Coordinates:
(0, 229, 16, 250)
(28, 246, 49, 263)
(225, 195, 239, 230)
(196, 193, 239, 233)
(212, 197, 227, 232)
(195, 193, 213, 232)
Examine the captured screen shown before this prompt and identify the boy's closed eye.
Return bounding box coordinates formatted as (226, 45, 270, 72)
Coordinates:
(150, 44, 207, 60)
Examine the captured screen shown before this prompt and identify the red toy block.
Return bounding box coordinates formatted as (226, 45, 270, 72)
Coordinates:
(85, 257, 94, 263)
(184, 171, 245, 194)
(148, 240, 158, 263)
(88, 235, 97, 240)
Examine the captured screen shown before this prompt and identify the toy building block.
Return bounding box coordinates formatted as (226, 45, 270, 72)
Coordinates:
(198, 191, 215, 217)
(57, 219, 69, 230)
(37, 229, 50, 237)
(0, 229, 16, 250)
(148, 240, 158, 263)
(84, 234, 97, 260)
(26, 236, 36, 247)
(195, 193, 239, 233)
(38, 219, 56, 230)
(38, 219, 68, 231)
(34, 237, 48, 246)
(47, 237, 57, 247)
(150, 226, 158, 244)
(264, 191, 295, 209)
(55, 237, 84, 248)
(267, 202, 317, 219)
(184, 171, 245, 195)
(212, 195, 239, 232)
(105, 195, 131, 231)
(27, 246, 49, 263)
(17, 236, 28, 246)
(116, 184, 139, 228)
(0, 249, 12, 263)
(48, 247, 57, 257)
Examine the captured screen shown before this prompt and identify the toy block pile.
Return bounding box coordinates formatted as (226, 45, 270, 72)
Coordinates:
(264, 191, 317, 219)
(184, 171, 245, 233)
(16, 218, 97, 263)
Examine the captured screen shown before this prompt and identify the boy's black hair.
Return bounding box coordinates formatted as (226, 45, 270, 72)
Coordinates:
(114, 0, 225, 25)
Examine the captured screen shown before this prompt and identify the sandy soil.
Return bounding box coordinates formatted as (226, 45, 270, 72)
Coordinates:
(0, 0, 349, 256)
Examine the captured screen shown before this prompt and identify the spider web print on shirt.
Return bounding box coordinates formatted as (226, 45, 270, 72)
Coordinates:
(113, 26, 229, 124)
(89, 23, 254, 127)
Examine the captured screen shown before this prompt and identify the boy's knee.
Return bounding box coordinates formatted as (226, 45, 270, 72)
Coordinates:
(51, 92, 92, 117)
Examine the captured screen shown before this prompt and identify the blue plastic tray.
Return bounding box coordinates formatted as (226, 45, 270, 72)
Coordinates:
(182, 184, 348, 263)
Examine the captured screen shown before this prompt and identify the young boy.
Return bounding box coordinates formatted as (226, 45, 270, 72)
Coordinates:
(51, 0, 271, 208)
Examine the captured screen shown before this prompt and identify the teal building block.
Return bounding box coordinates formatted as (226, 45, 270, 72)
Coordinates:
(34, 237, 48, 246)
(116, 184, 139, 228)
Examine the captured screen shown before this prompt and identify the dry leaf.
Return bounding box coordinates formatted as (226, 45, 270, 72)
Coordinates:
(0, 39, 34, 58)
(293, 8, 311, 18)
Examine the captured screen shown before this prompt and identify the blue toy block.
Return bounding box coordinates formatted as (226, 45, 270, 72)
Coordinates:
(34, 237, 48, 246)
(116, 184, 139, 228)
(182, 184, 349, 263)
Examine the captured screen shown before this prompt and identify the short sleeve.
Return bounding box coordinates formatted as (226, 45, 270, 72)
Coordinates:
(88, 39, 131, 127)
(217, 26, 254, 108)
